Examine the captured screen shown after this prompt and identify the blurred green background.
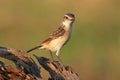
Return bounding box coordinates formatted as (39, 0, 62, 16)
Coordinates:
(0, 0, 120, 80)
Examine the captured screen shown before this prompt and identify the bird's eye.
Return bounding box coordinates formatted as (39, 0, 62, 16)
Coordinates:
(65, 16, 68, 19)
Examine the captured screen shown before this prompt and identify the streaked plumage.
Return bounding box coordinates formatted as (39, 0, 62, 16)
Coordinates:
(27, 13, 75, 61)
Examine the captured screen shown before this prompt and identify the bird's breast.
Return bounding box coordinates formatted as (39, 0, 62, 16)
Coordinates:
(50, 29, 71, 51)
(42, 26, 72, 52)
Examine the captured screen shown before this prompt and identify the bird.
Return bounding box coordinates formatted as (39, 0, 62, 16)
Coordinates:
(26, 13, 75, 62)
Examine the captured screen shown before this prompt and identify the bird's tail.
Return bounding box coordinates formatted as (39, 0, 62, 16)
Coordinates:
(26, 45, 42, 53)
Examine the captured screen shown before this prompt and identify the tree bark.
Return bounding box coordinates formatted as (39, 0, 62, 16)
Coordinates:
(0, 46, 79, 80)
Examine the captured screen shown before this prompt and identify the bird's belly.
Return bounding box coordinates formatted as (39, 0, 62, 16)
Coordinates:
(43, 29, 71, 52)
(49, 36, 68, 51)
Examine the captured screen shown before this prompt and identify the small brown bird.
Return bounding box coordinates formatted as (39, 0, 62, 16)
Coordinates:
(27, 13, 75, 61)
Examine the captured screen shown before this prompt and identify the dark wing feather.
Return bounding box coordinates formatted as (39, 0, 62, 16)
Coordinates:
(26, 45, 42, 53)
(41, 25, 65, 44)
(50, 25, 65, 38)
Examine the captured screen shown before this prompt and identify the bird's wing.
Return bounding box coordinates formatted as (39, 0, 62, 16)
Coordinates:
(41, 25, 65, 44)
(26, 25, 65, 53)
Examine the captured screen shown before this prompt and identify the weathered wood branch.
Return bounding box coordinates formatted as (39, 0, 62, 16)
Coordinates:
(0, 61, 40, 80)
(0, 46, 79, 80)
(34, 55, 79, 80)
(0, 46, 42, 80)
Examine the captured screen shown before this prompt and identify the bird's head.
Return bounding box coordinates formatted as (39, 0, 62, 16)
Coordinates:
(63, 13, 75, 25)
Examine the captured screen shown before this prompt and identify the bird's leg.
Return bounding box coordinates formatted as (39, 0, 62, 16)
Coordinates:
(56, 56, 65, 68)
(57, 56, 63, 64)
(49, 50, 54, 61)
(56, 50, 63, 64)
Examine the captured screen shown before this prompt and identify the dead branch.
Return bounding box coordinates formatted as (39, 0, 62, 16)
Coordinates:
(34, 55, 79, 80)
(0, 61, 40, 80)
(0, 46, 79, 80)
(0, 46, 42, 80)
